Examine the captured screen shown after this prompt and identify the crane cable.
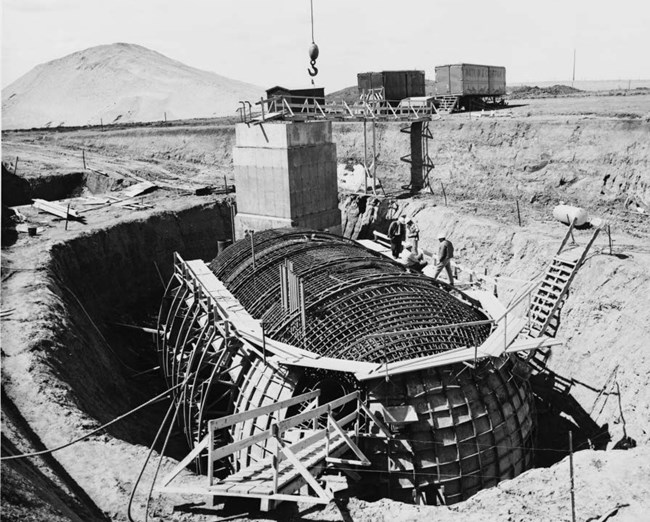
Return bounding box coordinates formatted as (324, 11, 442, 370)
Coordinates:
(307, 0, 319, 81)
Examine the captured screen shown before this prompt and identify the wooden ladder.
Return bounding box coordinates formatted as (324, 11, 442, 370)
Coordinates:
(521, 219, 601, 368)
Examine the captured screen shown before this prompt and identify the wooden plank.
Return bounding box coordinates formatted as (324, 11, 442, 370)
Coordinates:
(464, 290, 505, 320)
(162, 436, 209, 487)
(220, 432, 348, 494)
(32, 199, 80, 219)
(327, 416, 370, 465)
(209, 390, 320, 431)
(277, 441, 333, 502)
(210, 428, 272, 463)
(121, 181, 156, 198)
(504, 337, 562, 353)
(276, 392, 358, 433)
(156, 485, 331, 504)
(279, 429, 327, 459)
(477, 317, 527, 357)
(325, 457, 367, 466)
(359, 402, 394, 439)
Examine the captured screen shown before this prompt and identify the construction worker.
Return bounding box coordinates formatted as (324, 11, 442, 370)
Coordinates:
(406, 218, 420, 253)
(387, 215, 406, 258)
(400, 244, 428, 272)
(432, 232, 454, 285)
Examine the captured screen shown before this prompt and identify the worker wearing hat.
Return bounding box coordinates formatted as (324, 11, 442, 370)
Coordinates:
(387, 215, 407, 259)
(432, 232, 454, 285)
(406, 218, 420, 254)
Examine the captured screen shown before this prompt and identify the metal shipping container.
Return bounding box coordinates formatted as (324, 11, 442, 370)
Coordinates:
(266, 86, 325, 106)
(435, 64, 506, 96)
(487, 66, 506, 96)
(357, 70, 425, 102)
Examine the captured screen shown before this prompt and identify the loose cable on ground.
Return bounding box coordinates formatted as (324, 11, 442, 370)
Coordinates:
(1, 382, 183, 462)
(127, 387, 182, 522)
(144, 387, 185, 522)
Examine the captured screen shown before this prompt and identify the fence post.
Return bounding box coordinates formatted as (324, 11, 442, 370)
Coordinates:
(607, 225, 613, 255)
(272, 424, 279, 494)
(325, 405, 331, 457)
(569, 430, 576, 522)
(64, 202, 71, 231)
(208, 421, 215, 486)
(261, 321, 267, 364)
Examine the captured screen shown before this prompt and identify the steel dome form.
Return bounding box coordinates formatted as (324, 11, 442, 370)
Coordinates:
(206, 228, 535, 504)
(209, 228, 492, 362)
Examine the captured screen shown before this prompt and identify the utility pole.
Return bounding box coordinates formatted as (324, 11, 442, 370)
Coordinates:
(572, 49, 576, 87)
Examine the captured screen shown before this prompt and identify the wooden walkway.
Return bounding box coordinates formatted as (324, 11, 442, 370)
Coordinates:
(157, 389, 392, 511)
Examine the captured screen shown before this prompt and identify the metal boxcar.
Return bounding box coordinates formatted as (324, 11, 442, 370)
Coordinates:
(435, 64, 506, 96)
(357, 70, 425, 102)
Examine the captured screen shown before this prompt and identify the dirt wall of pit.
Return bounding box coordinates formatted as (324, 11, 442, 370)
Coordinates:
(1, 200, 232, 520)
(24, 117, 649, 211)
(334, 119, 649, 209)
(340, 194, 650, 448)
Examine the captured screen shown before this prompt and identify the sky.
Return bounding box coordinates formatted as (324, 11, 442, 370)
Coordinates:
(2, 0, 649, 91)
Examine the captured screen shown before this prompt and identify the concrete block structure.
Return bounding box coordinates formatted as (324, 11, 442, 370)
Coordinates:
(233, 121, 341, 238)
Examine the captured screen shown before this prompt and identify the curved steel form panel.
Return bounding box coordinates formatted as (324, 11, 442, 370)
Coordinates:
(157, 257, 302, 475)
(365, 357, 534, 504)
(210, 228, 492, 363)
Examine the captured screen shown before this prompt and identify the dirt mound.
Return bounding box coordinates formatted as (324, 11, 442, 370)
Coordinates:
(1, 43, 264, 129)
(509, 84, 584, 99)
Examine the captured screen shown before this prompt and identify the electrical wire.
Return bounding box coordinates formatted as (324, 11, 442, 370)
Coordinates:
(0, 382, 183, 462)
(58, 280, 141, 372)
(144, 387, 185, 522)
(127, 387, 182, 522)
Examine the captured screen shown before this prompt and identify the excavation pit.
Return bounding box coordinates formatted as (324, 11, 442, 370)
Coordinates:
(2, 197, 615, 518)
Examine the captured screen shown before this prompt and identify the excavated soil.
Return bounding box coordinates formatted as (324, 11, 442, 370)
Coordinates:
(2, 93, 649, 521)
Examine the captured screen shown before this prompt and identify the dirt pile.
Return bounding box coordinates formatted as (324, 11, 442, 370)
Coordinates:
(509, 85, 584, 99)
(1, 43, 263, 129)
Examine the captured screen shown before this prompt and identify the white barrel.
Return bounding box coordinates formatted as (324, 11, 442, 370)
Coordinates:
(553, 205, 589, 226)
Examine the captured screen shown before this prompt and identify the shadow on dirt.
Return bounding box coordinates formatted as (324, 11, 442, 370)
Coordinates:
(531, 367, 611, 467)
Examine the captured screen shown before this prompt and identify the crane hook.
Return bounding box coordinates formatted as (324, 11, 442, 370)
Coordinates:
(308, 41, 319, 78)
(308, 60, 318, 77)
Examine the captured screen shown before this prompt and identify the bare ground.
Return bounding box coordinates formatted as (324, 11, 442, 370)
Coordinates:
(1, 92, 649, 521)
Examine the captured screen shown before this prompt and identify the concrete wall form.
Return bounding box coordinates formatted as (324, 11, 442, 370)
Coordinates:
(233, 121, 341, 238)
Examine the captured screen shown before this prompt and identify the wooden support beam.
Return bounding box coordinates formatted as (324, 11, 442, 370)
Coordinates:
(162, 436, 209, 487)
(327, 415, 370, 466)
(276, 439, 333, 503)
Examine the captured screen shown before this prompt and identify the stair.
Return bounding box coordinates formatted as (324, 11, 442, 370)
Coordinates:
(519, 221, 602, 371)
(435, 96, 459, 114)
(522, 256, 577, 339)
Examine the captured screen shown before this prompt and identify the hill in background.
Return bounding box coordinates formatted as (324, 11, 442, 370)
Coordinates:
(1, 43, 264, 129)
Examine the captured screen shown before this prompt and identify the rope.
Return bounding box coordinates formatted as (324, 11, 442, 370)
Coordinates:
(0, 382, 183, 462)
